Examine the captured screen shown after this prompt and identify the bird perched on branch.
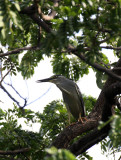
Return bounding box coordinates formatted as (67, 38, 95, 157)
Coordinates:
(37, 75, 86, 124)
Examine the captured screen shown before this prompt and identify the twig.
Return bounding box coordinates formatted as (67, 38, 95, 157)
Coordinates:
(2, 82, 28, 108)
(4, 82, 26, 100)
(1, 84, 21, 107)
(0, 68, 12, 86)
(26, 85, 51, 106)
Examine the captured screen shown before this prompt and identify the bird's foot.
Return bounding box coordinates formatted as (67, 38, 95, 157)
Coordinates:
(78, 117, 87, 123)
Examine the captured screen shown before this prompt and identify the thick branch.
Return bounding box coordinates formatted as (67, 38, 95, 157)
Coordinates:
(69, 127, 109, 156)
(0, 46, 39, 57)
(20, 5, 52, 33)
(0, 148, 30, 155)
(29, 14, 52, 33)
(50, 118, 99, 148)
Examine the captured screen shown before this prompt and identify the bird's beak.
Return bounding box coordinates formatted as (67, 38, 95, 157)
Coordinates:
(36, 77, 53, 83)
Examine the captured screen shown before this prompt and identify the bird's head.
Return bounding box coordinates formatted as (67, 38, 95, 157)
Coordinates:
(36, 75, 65, 84)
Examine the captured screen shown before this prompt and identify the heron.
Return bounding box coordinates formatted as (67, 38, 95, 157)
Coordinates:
(37, 75, 86, 124)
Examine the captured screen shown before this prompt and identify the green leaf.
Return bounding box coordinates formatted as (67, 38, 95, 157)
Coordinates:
(14, 2, 20, 11)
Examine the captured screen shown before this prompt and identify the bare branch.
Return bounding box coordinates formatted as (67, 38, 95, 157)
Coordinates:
(2, 81, 28, 108)
(4, 82, 26, 100)
(4, 82, 28, 108)
(0, 68, 12, 86)
(0, 84, 21, 107)
(101, 45, 121, 50)
(0, 148, 31, 155)
(0, 46, 39, 57)
(27, 85, 51, 106)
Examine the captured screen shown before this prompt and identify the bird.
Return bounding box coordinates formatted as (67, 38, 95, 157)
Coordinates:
(37, 75, 86, 124)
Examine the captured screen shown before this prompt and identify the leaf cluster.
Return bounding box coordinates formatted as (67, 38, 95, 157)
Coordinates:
(0, 96, 98, 159)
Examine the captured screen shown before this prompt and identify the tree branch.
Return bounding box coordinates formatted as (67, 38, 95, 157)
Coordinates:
(50, 118, 99, 148)
(69, 127, 109, 156)
(69, 49, 121, 82)
(101, 45, 121, 50)
(20, 4, 52, 33)
(4, 82, 26, 100)
(0, 68, 12, 86)
(0, 84, 26, 108)
(0, 46, 39, 57)
(29, 14, 52, 33)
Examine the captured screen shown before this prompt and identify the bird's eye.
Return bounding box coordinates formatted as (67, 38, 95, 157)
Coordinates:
(54, 75, 59, 78)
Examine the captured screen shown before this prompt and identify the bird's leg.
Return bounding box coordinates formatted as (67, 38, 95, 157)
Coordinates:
(78, 113, 87, 123)
(78, 113, 83, 123)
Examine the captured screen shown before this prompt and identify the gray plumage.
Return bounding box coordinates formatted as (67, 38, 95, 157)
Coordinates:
(37, 75, 86, 123)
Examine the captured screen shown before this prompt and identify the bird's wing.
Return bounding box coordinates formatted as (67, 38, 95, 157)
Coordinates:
(75, 83, 86, 117)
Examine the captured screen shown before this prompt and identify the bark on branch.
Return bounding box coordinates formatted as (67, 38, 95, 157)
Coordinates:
(50, 118, 99, 149)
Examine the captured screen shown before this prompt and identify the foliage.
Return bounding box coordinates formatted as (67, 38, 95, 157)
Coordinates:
(109, 114, 121, 149)
(0, 102, 66, 159)
(51, 54, 89, 81)
(0, 98, 96, 159)
(38, 100, 68, 141)
(99, 109, 121, 158)
(0, 0, 121, 159)
(1, 0, 119, 81)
